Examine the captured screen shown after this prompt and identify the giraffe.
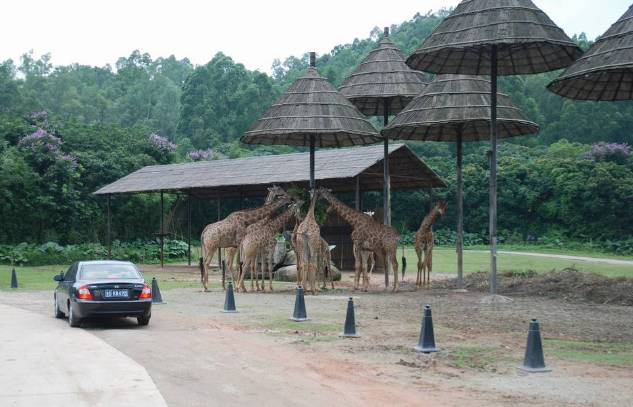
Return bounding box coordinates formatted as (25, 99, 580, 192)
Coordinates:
(317, 187, 400, 292)
(237, 201, 302, 292)
(295, 190, 322, 294)
(199, 186, 290, 291)
(317, 237, 335, 290)
(415, 201, 448, 289)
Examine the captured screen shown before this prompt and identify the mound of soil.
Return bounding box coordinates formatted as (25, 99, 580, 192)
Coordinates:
(437, 269, 633, 306)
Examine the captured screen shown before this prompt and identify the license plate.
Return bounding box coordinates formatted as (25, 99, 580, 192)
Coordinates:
(104, 289, 128, 298)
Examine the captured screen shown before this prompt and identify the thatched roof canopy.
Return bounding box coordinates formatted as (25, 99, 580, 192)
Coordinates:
(548, 5, 633, 101)
(94, 144, 446, 199)
(382, 75, 539, 142)
(241, 63, 379, 147)
(406, 0, 582, 75)
(340, 28, 428, 116)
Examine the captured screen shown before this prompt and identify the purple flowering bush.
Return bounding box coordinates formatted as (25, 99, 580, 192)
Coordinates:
(187, 149, 214, 161)
(585, 142, 631, 164)
(18, 127, 77, 167)
(149, 133, 176, 153)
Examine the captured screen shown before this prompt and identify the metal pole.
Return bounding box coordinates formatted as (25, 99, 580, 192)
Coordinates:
(489, 45, 498, 295)
(160, 191, 164, 268)
(383, 98, 391, 226)
(187, 191, 192, 266)
(217, 199, 222, 268)
(107, 195, 112, 260)
(355, 176, 361, 210)
(309, 134, 316, 190)
(456, 132, 464, 289)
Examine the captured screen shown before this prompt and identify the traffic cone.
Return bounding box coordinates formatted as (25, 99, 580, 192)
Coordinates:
(221, 282, 238, 313)
(290, 286, 310, 322)
(518, 319, 552, 373)
(10, 268, 18, 289)
(339, 297, 360, 338)
(414, 305, 438, 353)
(151, 277, 164, 303)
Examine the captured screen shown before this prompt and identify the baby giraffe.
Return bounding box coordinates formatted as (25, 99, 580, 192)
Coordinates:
(415, 201, 448, 289)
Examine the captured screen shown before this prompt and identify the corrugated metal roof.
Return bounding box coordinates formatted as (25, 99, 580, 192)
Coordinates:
(95, 144, 446, 198)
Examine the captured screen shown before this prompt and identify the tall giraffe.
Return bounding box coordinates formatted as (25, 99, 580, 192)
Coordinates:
(415, 201, 448, 289)
(200, 186, 289, 291)
(238, 201, 302, 292)
(317, 187, 400, 292)
(295, 190, 322, 294)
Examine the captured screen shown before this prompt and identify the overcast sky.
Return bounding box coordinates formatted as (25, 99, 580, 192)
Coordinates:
(2, 0, 630, 73)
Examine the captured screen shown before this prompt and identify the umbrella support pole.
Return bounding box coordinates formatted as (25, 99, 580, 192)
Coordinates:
(160, 191, 164, 268)
(107, 195, 112, 260)
(456, 133, 464, 289)
(383, 99, 391, 289)
(187, 191, 192, 266)
(310, 135, 316, 190)
(489, 46, 498, 295)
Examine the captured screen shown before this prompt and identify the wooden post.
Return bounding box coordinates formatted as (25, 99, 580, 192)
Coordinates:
(217, 199, 222, 269)
(383, 98, 391, 227)
(107, 195, 112, 260)
(160, 191, 164, 268)
(187, 191, 192, 266)
(489, 45, 499, 295)
(456, 132, 464, 289)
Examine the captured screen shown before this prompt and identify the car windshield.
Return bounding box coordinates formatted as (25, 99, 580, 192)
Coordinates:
(78, 264, 140, 280)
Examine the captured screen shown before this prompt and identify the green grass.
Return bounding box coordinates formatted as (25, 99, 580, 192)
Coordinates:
(546, 340, 633, 367)
(447, 345, 499, 370)
(466, 244, 633, 260)
(400, 247, 633, 278)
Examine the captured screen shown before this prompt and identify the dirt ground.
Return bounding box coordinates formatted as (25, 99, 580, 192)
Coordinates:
(2, 268, 632, 407)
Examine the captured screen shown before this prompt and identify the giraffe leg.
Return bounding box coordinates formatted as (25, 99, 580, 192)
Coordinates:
(352, 244, 362, 291)
(202, 243, 217, 292)
(360, 251, 369, 292)
(426, 246, 433, 289)
(390, 249, 399, 292)
(415, 245, 423, 289)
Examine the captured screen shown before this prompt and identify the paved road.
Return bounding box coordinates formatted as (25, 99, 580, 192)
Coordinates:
(0, 303, 166, 407)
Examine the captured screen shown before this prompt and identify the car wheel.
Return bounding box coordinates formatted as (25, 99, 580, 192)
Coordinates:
(137, 315, 151, 326)
(68, 302, 81, 328)
(54, 295, 64, 319)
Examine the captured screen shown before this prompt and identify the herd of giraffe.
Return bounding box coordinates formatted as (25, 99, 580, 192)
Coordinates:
(200, 186, 446, 294)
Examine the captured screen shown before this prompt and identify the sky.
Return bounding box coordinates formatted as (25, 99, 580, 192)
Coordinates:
(2, 0, 631, 73)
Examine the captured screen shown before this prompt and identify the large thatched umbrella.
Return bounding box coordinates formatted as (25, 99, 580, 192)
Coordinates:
(406, 0, 582, 296)
(241, 53, 379, 189)
(340, 27, 427, 228)
(382, 75, 539, 288)
(548, 4, 633, 100)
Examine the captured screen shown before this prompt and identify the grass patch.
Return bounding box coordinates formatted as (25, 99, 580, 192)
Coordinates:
(446, 345, 499, 370)
(400, 247, 633, 279)
(546, 340, 633, 367)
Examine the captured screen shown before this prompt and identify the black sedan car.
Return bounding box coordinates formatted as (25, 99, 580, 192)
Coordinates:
(54, 260, 152, 327)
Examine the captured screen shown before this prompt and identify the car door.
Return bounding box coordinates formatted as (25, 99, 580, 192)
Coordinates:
(60, 263, 78, 312)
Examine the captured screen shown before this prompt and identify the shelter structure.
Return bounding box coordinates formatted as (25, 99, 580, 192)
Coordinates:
(241, 52, 379, 189)
(405, 0, 582, 296)
(383, 75, 539, 288)
(340, 27, 427, 228)
(548, 4, 633, 100)
(95, 144, 446, 268)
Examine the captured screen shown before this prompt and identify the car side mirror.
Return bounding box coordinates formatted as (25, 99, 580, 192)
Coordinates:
(54, 273, 64, 282)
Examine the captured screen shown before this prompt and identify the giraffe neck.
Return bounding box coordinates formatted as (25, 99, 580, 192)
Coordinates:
(323, 194, 367, 228)
(266, 207, 295, 234)
(420, 209, 440, 232)
(306, 192, 318, 221)
(243, 200, 285, 224)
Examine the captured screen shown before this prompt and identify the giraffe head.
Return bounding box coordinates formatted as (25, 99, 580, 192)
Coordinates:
(265, 185, 291, 204)
(288, 199, 305, 220)
(315, 187, 333, 201)
(435, 201, 448, 217)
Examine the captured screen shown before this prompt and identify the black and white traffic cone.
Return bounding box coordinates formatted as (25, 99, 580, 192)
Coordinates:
(10, 268, 18, 289)
(340, 297, 360, 338)
(222, 282, 238, 313)
(414, 305, 438, 353)
(151, 277, 164, 303)
(518, 319, 551, 373)
(290, 286, 310, 322)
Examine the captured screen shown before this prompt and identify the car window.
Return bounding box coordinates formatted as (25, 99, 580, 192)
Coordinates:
(64, 263, 78, 281)
(78, 264, 141, 280)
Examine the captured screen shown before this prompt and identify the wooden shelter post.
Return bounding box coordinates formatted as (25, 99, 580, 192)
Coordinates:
(383, 99, 391, 226)
(310, 134, 316, 190)
(187, 191, 192, 266)
(107, 194, 112, 260)
(489, 46, 498, 295)
(355, 176, 361, 210)
(217, 199, 222, 268)
(160, 191, 164, 268)
(456, 133, 464, 289)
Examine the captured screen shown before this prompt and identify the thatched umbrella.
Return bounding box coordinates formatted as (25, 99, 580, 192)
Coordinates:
(241, 52, 379, 189)
(340, 27, 427, 228)
(548, 4, 633, 100)
(382, 74, 539, 288)
(406, 0, 582, 296)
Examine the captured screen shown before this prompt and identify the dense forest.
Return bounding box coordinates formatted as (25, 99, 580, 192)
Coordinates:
(1, 11, 632, 256)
